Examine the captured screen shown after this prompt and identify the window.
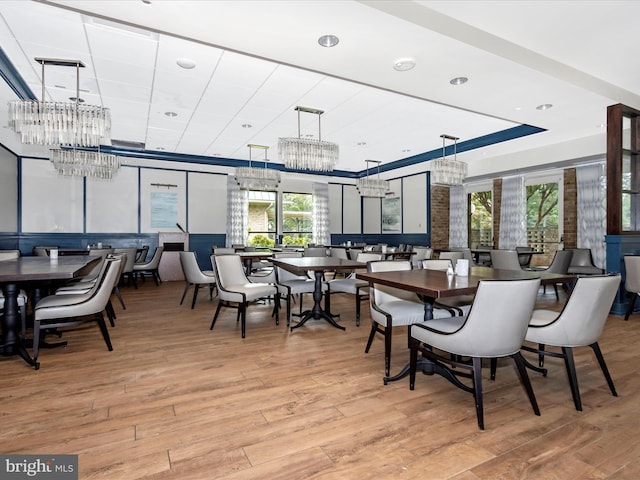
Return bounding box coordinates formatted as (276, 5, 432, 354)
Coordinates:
(468, 186, 493, 249)
(282, 192, 312, 246)
(526, 173, 562, 266)
(247, 190, 276, 247)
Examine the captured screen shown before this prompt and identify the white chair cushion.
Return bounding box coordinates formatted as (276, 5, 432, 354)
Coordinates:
(371, 299, 449, 327)
(327, 277, 368, 294)
(223, 282, 276, 302)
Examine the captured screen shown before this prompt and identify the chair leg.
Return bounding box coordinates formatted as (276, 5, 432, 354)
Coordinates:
(273, 293, 279, 325)
(562, 346, 583, 411)
(512, 352, 541, 417)
(590, 342, 618, 397)
(210, 302, 223, 330)
(365, 323, 377, 354)
(384, 325, 392, 377)
(106, 300, 116, 327)
(472, 357, 485, 430)
(490, 358, 497, 380)
(355, 292, 361, 327)
(538, 343, 546, 367)
(96, 312, 114, 351)
(241, 303, 247, 338)
(152, 270, 160, 286)
(32, 318, 41, 367)
(180, 282, 190, 305)
(553, 284, 559, 301)
(286, 293, 292, 327)
(625, 292, 637, 320)
(191, 284, 200, 309)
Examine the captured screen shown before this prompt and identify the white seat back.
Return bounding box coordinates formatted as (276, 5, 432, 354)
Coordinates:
(490, 250, 522, 271)
(368, 260, 417, 304)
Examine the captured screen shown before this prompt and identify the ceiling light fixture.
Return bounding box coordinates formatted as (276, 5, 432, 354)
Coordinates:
(278, 106, 338, 172)
(8, 57, 111, 147)
(393, 58, 415, 71)
(50, 147, 120, 180)
(430, 134, 467, 186)
(318, 35, 339, 47)
(356, 160, 390, 198)
(235, 144, 281, 191)
(176, 58, 196, 69)
(450, 77, 468, 85)
(164, 111, 177, 117)
(536, 103, 553, 110)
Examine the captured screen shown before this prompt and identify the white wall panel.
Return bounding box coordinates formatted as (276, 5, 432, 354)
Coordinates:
(403, 173, 427, 233)
(188, 172, 227, 233)
(21, 158, 83, 232)
(328, 183, 343, 233)
(140, 169, 187, 233)
(0, 147, 17, 231)
(342, 185, 361, 234)
(363, 197, 381, 234)
(86, 166, 138, 233)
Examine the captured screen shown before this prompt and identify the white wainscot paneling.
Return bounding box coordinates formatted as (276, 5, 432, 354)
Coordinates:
(363, 196, 381, 234)
(188, 172, 227, 233)
(21, 158, 83, 233)
(328, 183, 343, 234)
(0, 148, 17, 231)
(342, 185, 361, 234)
(140, 169, 187, 233)
(403, 173, 427, 233)
(86, 166, 138, 233)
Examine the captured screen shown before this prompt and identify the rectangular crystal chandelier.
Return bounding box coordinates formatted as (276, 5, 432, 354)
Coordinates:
(430, 134, 468, 186)
(356, 160, 390, 197)
(278, 106, 339, 172)
(235, 144, 281, 191)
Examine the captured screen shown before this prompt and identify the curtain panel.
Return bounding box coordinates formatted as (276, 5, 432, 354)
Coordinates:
(498, 175, 527, 249)
(449, 185, 468, 248)
(312, 182, 330, 246)
(576, 163, 606, 269)
(225, 175, 248, 247)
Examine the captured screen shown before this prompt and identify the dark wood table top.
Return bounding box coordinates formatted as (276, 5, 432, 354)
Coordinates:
(0, 255, 100, 283)
(272, 257, 364, 275)
(356, 266, 575, 299)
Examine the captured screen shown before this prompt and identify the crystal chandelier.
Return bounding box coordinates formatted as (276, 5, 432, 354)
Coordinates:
(278, 106, 339, 172)
(235, 144, 281, 191)
(430, 134, 467, 186)
(356, 160, 390, 198)
(50, 147, 120, 180)
(8, 58, 111, 147)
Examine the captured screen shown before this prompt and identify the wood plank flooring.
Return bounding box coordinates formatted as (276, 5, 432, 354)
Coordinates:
(1, 280, 639, 479)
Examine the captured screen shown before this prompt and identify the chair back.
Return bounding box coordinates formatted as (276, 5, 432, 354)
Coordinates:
(113, 248, 137, 273)
(439, 251, 463, 266)
(33, 246, 57, 256)
(0, 250, 20, 261)
(422, 259, 452, 271)
(368, 260, 417, 304)
(143, 246, 164, 268)
(490, 250, 522, 271)
(212, 254, 248, 289)
(569, 248, 596, 267)
(546, 250, 573, 274)
(85, 248, 114, 279)
(549, 275, 621, 346)
(624, 256, 640, 293)
(180, 251, 214, 284)
(454, 278, 541, 357)
(304, 247, 326, 257)
(516, 246, 534, 267)
(213, 247, 236, 255)
(411, 247, 433, 263)
(329, 248, 348, 259)
(460, 248, 478, 266)
(135, 245, 149, 264)
(356, 252, 383, 264)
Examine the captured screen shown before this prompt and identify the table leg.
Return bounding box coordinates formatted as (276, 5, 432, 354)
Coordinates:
(1, 283, 38, 367)
(290, 270, 345, 331)
(243, 258, 253, 276)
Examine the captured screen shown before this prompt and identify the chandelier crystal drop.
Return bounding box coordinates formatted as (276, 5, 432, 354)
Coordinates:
(50, 148, 120, 180)
(235, 144, 281, 191)
(278, 106, 338, 172)
(430, 134, 467, 186)
(7, 58, 111, 147)
(356, 160, 390, 198)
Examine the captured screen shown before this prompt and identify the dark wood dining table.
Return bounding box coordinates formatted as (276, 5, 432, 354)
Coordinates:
(237, 251, 276, 275)
(0, 255, 100, 367)
(271, 257, 364, 331)
(356, 266, 575, 383)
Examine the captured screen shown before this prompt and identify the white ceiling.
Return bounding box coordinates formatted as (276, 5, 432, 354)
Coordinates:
(0, 0, 638, 178)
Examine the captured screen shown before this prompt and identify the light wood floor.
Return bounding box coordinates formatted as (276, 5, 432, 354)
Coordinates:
(1, 280, 639, 479)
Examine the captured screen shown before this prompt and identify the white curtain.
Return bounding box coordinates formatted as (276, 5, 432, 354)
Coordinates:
(449, 185, 468, 248)
(499, 175, 527, 249)
(225, 175, 248, 247)
(576, 163, 606, 269)
(312, 182, 330, 246)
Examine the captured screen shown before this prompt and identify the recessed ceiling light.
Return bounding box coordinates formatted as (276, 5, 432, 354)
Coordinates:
(449, 77, 468, 85)
(402, 149, 411, 153)
(357, 142, 367, 146)
(164, 111, 177, 117)
(515, 106, 522, 111)
(536, 103, 553, 110)
(142, 0, 151, 4)
(318, 35, 339, 47)
(68, 97, 85, 103)
(393, 58, 415, 72)
(176, 58, 196, 69)
(242, 124, 252, 128)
